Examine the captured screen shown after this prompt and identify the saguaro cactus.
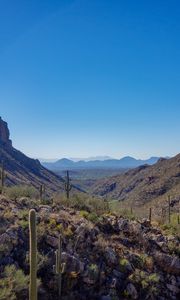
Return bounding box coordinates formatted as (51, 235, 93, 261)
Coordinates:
(64, 170, 72, 199)
(29, 209, 37, 300)
(39, 184, 45, 203)
(54, 235, 65, 299)
(0, 162, 6, 192)
(149, 207, 152, 224)
(168, 195, 171, 223)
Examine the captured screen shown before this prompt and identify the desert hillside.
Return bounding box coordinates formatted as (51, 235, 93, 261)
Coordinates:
(0, 117, 65, 193)
(92, 154, 180, 209)
(0, 192, 179, 300)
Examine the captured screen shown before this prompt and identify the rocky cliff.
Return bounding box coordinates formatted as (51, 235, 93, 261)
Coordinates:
(0, 117, 12, 146)
(0, 117, 65, 193)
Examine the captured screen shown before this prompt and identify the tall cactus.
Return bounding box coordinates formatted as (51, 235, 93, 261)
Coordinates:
(29, 209, 37, 300)
(64, 170, 72, 199)
(39, 184, 45, 203)
(54, 235, 65, 299)
(168, 195, 171, 223)
(0, 162, 6, 193)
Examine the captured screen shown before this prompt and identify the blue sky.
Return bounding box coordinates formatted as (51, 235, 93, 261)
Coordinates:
(0, 0, 180, 159)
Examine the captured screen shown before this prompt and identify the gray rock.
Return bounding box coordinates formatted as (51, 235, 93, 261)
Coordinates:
(104, 247, 118, 265)
(46, 235, 58, 248)
(126, 283, 138, 299)
(166, 283, 180, 294)
(154, 252, 180, 275)
(62, 252, 84, 274)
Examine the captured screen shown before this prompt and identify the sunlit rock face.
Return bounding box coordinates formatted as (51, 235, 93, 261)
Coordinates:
(0, 117, 12, 147)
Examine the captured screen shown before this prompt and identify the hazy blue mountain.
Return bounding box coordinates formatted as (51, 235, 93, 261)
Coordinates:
(69, 156, 113, 161)
(42, 156, 161, 171)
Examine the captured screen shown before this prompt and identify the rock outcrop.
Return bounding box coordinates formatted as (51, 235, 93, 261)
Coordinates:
(0, 117, 66, 193)
(0, 117, 12, 146)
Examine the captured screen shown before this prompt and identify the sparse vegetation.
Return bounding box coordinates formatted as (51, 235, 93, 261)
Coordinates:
(5, 185, 39, 200)
(129, 270, 160, 297)
(54, 193, 109, 215)
(0, 265, 28, 300)
(0, 186, 179, 300)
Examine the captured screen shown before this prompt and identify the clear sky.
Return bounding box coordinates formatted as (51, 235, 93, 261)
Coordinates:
(0, 0, 180, 159)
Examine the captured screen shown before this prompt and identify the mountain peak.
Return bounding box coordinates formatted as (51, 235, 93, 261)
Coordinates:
(0, 117, 12, 147)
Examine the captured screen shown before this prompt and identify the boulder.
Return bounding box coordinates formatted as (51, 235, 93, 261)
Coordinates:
(62, 252, 84, 274)
(126, 283, 138, 299)
(154, 252, 180, 275)
(104, 247, 118, 265)
(46, 235, 58, 248)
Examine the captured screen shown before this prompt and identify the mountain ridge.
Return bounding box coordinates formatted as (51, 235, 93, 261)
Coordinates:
(42, 156, 162, 170)
(0, 117, 65, 193)
(91, 153, 180, 209)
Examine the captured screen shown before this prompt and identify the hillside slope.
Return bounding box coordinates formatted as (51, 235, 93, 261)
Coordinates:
(0, 194, 179, 299)
(92, 154, 180, 207)
(0, 117, 65, 193)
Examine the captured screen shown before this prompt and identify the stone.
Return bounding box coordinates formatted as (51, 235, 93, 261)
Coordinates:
(154, 252, 180, 275)
(83, 263, 99, 284)
(104, 247, 118, 265)
(140, 218, 151, 227)
(126, 283, 138, 299)
(62, 252, 84, 274)
(46, 235, 58, 248)
(101, 296, 112, 300)
(166, 284, 180, 294)
(118, 218, 130, 233)
(39, 205, 52, 213)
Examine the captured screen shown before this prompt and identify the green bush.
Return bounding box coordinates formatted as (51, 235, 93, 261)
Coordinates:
(0, 265, 28, 299)
(160, 214, 180, 236)
(129, 270, 160, 297)
(53, 193, 109, 215)
(5, 185, 39, 200)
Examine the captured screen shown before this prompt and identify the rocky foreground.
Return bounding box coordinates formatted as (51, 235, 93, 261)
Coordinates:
(0, 194, 179, 300)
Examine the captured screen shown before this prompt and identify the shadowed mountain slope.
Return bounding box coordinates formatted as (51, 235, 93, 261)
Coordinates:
(0, 117, 65, 193)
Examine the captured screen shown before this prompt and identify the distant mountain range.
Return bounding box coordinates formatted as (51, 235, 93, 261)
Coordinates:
(42, 156, 161, 171)
(69, 156, 113, 162)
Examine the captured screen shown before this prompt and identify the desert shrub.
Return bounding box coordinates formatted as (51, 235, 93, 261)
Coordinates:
(87, 264, 99, 281)
(17, 209, 29, 229)
(138, 254, 154, 271)
(18, 219, 29, 230)
(109, 202, 136, 220)
(0, 243, 10, 260)
(26, 251, 48, 272)
(129, 270, 160, 297)
(79, 210, 89, 218)
(86, 212, 100, 223)
(160, 215, 180, 236)
(2, 209, 15, 224)
(53, 193, 109, 215)
(0, 265, 28, 299)
(119, 258, 131, 272)
(63, 226, 73, 237)
(167, 241, 180, 256)
(18, 209, 29, 220)
(5, 185, 39, 200)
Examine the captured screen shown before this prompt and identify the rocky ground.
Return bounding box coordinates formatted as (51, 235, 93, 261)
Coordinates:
(0, 193, 179, 300)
